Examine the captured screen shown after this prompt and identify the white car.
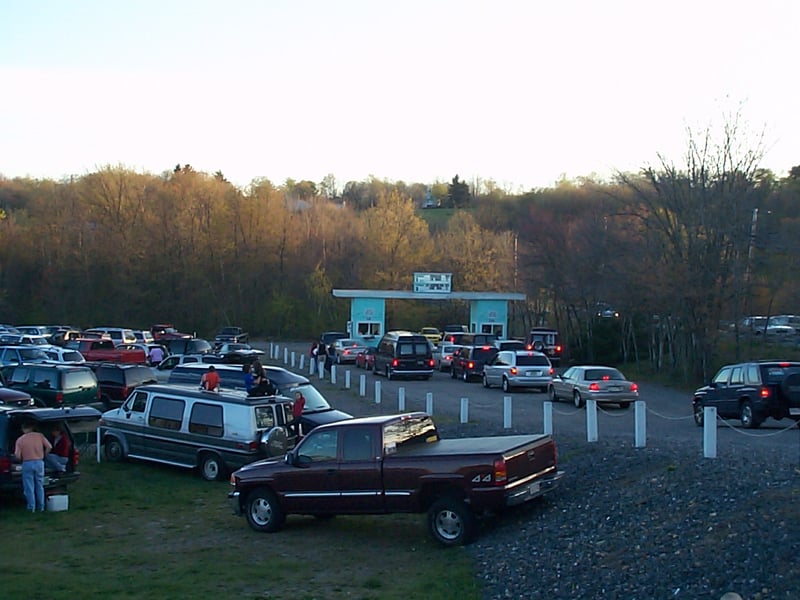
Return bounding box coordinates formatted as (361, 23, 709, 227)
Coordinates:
(433, 344, 460, 372)
(43, 346, 86, 363)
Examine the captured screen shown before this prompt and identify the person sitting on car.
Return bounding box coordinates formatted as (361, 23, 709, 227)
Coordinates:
(200, 365, 221, 392)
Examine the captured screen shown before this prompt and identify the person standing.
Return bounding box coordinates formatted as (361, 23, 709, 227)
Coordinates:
(148, 344, 165, 366)
(14, 421, 52, 512)
(290, 391, 306, 437)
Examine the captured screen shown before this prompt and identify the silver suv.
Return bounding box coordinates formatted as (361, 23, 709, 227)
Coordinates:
(482, 350, 553, 393)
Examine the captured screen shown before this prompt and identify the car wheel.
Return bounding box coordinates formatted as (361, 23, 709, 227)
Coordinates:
(245, 487, 285, 533)
(739, 400, 761, 429)
(462, 370, 469, 382)
(573, 390, 584, 408)
(502, 378, 511, 393)
(548, 386, 557, 402)
(199, 452, 226, 482)
(386, 366, 393, 380)
(693, 401, 704, 426)
(620, 402, 631, 409)
(482, 374, 490, 388)
(104, 437, 125, 462)
(428, 495, 476, 547)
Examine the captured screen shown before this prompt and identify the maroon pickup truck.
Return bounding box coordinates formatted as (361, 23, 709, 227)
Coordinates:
(228, 412, 563, 546)
(74, 339, 147, 364)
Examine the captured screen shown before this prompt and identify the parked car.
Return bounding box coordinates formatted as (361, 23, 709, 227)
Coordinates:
(372, 331, 434, 380)
(42, 346, 86, 363)
(164, 337, 214, 356)
(692, 360, 800, 429)
(525, 327, 563, 366)
(0, 371, 35, 406)
(320, 331, 348, 346)
(155, 353, 225, 380)
(331, 338, 368, 364)
(482, 350, 553, 392)
(0, 344, 49, 366)
(215, 326, 249, 344)
(15, 325, 59, 341)
(99, 385, 297, 481)
(133, 330, 156, 344)
(432, 344, 460, 372)
(84, 327, 138, 345)
(355, 347, 376, 370)
(548, 365, 638, 409)
(167, 363, 352, 436)
(150, 323, 193, 341)
(1, 363, 101, 407)
(493, 339, 527, 352)
(419, 327, 442, 344)
(214, 342, 264, 365)
(451, 345, 499, 382)
(85, 362, 158, 408)
(0, 404, 101, 497)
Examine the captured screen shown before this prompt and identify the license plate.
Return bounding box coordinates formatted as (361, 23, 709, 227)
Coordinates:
(526, 370, 540, 376)
(790, 408, 800, 416)
(528, 481, 540, 496)
(608, 386, 621, 392)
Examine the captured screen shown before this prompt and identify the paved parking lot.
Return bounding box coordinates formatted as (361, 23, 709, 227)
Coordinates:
(267, 341, 800, 459)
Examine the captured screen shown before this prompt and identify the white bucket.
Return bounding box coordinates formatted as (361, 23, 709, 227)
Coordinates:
(46, 494, 69, 512)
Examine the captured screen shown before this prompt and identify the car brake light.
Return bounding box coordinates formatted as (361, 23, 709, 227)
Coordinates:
(493, 458, 507, 485)
(72, 447, 80, 467)
(392, 358, 399, 367)
(467, 361, 475, 369)
(0, 455, 11, 475)
(630, 383, 639, 393)
(589, 382, 600, 391)
(510, 367, 518, 375)
(55, 392, 63, 405)
(555, 345, 562, 353)
(428, 359, 434, 367)
(760, 387, 771, 399)
(549, 367, 554, 375)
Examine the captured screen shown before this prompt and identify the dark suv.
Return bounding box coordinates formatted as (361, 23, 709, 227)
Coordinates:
(86, 363, 158, 408)
(0, 371, 34, 407)
(692, 360, 800, 429)
(1, 364, 100, 407)
(0, 404, 101, 497)
(451, 345, 499, 382)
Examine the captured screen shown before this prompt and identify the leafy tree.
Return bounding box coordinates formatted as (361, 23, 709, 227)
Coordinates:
(446, 175, 470, 208)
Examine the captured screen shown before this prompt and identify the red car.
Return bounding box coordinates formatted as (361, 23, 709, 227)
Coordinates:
(355, 347, 376, 370)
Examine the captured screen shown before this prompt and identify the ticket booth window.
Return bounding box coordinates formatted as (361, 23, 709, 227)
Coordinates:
(481, 323, 504, 337)
(357, 322, 381, 338)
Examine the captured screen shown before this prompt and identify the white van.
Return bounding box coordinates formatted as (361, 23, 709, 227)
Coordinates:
(98, 384, 295, 481)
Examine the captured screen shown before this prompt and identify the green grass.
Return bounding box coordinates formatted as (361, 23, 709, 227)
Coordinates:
(0, 458, 482, 600)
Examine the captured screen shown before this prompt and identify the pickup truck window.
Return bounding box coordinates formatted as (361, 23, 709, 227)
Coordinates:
(383, 415, 439, 454)
(301, 430, 337, 462)
(342, 428, 375, 461)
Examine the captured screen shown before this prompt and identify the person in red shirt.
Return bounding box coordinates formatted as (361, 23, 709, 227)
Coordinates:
(201, 365, 221, 391)
(290, 391, 306, 437)
(14, 421, 52, 512)
(45, 424, 70, 474)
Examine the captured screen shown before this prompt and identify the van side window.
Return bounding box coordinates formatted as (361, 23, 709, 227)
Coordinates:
(189, 402, 224, 437)
(129, 391, 148, 413)
(149, 396, 185, 430)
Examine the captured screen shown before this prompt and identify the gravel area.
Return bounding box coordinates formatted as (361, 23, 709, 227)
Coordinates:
(458, 428, 800, 600)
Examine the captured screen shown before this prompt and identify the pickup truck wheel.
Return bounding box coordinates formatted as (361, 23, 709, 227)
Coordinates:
(104, 437, 125, 462)
(199, 452, 226, 481)
(573, 391, 585, 408)
(245, 487, 285, 533)
(693, 401, 705, 426)
(739, 400, 761, 429)
(428, 496, 475, 547)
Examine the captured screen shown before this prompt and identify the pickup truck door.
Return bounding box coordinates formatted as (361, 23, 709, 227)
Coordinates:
(278, 426, 383, 514)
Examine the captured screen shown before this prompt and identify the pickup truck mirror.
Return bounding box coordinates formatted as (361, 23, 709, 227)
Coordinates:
(295, 454, 312, 468)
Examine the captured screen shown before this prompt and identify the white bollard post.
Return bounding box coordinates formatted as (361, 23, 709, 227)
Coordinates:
(503, 396, 512, 429)
(398, 387, 405, 412)
(634, 400, 646, 448)
(331, 365, 337, 386)
(318, 362, 324, 380)
(283, 348, 289, 364)
(291, 351, 296, 368)
(96, 426, 101, 463)
(374, 380, 381, 404)
(359, 374, 366, 397)
(586, 399, 598, 442)
(460, 397, 469, 423)
(543, 401, 553, 435)
(310, 358, 315, 375)
(426, 392, 433, 415)
(299, 355, 305, 371)
(703, 406, 717, 458)
(344, 370, 351, 389)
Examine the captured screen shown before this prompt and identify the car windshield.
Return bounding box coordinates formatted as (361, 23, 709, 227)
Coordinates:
(281, 382, 331, 411)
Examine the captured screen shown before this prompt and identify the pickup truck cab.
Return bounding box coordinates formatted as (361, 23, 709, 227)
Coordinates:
(229, 412, 562, 546)
(72, 339, 147, 364)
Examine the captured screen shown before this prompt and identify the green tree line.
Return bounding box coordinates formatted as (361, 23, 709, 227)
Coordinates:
(1, 126, 798, 382)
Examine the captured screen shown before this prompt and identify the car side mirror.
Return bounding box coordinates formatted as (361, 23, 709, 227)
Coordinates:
(296, 454, 312, 468)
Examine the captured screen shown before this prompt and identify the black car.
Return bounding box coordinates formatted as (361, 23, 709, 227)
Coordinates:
(85, 362, 158, 408)
(692, 360, 800, 428)
(0, 404, 101, 497)
(0, 370, 35, 406)
(451, 345, 499, 382)
(167, 363, 352, 434)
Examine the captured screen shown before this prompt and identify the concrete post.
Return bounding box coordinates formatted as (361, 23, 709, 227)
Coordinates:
(543, 401, 553, 435)
(586, 399, 598, 442)
(703, 406, 717, 458)
(634, 400, 646, 448)
(503, 396, 512, 429)
(460, 397, 468, 423)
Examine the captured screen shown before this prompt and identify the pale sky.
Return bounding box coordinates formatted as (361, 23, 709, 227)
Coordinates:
(1, 0, 797, 191)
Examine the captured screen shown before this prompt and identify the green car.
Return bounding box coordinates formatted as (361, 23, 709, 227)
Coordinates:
(1, 364, 100, 407)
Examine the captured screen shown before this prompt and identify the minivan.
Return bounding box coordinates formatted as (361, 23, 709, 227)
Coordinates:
(99, 385, 297, 481)
(84, 327, 137, 345)
(372, 330, 434, 380)
(167, 363, 352, 434)
(2, 364, 100, 407)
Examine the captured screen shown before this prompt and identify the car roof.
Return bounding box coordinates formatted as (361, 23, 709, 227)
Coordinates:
(171, 363, 309, 384)
(0, 404, 101, 421)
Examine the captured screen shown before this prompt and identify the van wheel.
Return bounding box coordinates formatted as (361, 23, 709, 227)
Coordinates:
(104, 437, 125, 462)
(428, 496, 476, 547)
(245, 487, 285, 533)
(199, 452, 226, 481)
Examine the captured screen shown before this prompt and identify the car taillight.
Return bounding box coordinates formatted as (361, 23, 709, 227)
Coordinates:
(493, 458, 507, 485)
(344, 350, 350, 355)
(428, 359, 434, 367)
(555, 345, 562, 353)
(0, 455, 11, 475)
(392, 358, 399, 367)
(549, 367, 554, 375)
(630, 383, 639, 393)
(589, 382, 600, 391)
(55, 392, 64, 405)
(467, 361, 475, 369)
(760, 387, 771, 398)
(72, 448, 80, 467)
(510, 367, 518, 375)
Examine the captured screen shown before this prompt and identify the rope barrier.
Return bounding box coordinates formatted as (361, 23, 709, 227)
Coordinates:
(596, 405, 630, 418)
(714, 413, 800, 437)
(550, 406, 583, 417)
(645, 407, 695, 421)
